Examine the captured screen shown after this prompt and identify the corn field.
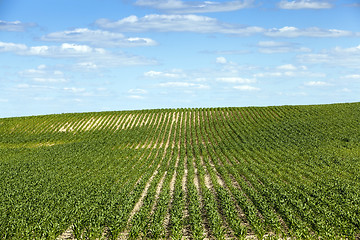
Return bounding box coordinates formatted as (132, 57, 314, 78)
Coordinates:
(0, 103, 360, 239)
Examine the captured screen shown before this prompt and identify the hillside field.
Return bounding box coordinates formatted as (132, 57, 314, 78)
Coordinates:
(0, 103, 360, 239)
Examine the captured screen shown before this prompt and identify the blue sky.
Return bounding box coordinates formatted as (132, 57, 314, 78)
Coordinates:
(0, 0, 359, 117)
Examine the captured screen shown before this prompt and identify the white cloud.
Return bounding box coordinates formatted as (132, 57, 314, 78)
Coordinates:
(33, 78, 67, 83)
(96, 14, 264, 35)
(19, 65, 68, 83)
(257, 41, 311, 53)
(304, 81, 331, 86)
(37, 64, 47, 70)
(254, 72, 283, 78)
(75, 62, 98, 70)
(254, 70, 325, 78)
(233, 85, 260, 91)
(96, 14, 359, 38)
(194, 77, 207, 82)
(298, 53, 329, 63)
(128, 88, 148, 94)
(159, 81, 209, 89)
(1, 42, 105, 57)
(14, 84, 57, 91)
(0, 20, 36, 32)
(200, 49, 250, 55)
(144, 70, 184, 78)
(41, 28, 157, 47)
(27, 45, 50, 55)
(20, 69, 44, 76)
(33, 97, 54, 101)
(0, 98, 8, 103)
(91, 52, 156, 67)
(341, 88, 352, 92)
(135, 0, 254, 13)
(63, 87, 86, 93)
(0, 42, 27, 52)
(143, 63, 259, 87)
(16, 84, 30, 89)
(145, 70, 164, 77)
(298, 44, 360, 69)
(265, 26, 353, 38)
(216, 56, 227, 64)
(12, 82, 108, 100)
(127, 88, 147, 99)
(276, 64, 298, 70)
(0, 41, 157, 66)
(341, 74, 360, 79)
(257, 41, 287, 47)
(333, 45, 360, 54)
(61, 43, 95, 53)
(254, 64, 325, 78)
(277, 91, 308, 97)
(216, 77, 256, 83)
(128, 95, 145, 99)
(278, 0, 333, 9)
(276, 64, 308, 70)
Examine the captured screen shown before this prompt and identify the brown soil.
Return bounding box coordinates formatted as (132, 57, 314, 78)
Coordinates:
(56, 226, 75, 240)
(149, 171, 167, 216)
(128, 169, 159, 223)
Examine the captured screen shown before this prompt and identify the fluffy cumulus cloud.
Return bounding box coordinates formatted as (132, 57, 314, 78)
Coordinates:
(134, 0, 254, 13)
(278, 0, 333, 9)
(96, 14, 264, 35)
(41, 28, 157, 47)
(0, 41, 156, 66)
(0, 20, 36, 32)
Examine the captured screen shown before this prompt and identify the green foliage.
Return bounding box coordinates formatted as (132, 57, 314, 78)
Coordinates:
(0, 103, 359, 239)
